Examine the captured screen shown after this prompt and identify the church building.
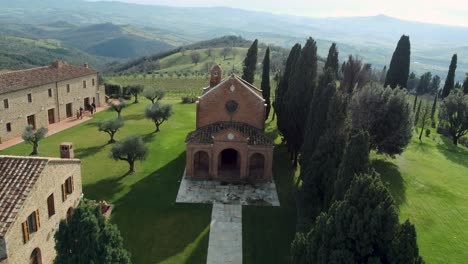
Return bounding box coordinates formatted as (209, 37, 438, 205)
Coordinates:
(185, 65, 274, 182)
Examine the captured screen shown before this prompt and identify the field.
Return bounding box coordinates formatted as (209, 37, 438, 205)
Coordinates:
(1, 87, 467, 263)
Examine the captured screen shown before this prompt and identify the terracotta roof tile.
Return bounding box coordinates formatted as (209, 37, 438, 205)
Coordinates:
(186, 121, 274, 146)
(0, 156, 48, 237)
(0, 61, 97, 95)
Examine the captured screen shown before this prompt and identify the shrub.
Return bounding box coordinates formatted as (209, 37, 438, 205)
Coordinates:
(425, 129, 431, 137)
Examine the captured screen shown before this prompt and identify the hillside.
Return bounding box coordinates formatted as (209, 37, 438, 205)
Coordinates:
(0, 35, 111, 70)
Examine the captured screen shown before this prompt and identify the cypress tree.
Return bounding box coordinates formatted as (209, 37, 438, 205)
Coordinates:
(442, 54, 457, 98)
(333, 129, 370, 201)
(414, 100, 422, 126)
(274, 44, 301, 140)
(285, 37, 318, 167)
(292, 173, 423, 264)
(430, 93, 438, 127)
(462, 73, 468, 95)
(261, 47, 271, 120)
(385, 35, 411, 89)
(241, 39, 258, 84)
(324, 43, 339, 78)
(298, 89, 348, 228)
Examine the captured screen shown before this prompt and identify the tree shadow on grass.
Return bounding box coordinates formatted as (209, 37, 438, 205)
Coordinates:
(110, 152, 211, 263)
(75, 144, 108, 159)
(436, 136, 468, 169)
(372, 159, 406, 207)
(142, 131, 157, 143)
(83, 173, 127, 202)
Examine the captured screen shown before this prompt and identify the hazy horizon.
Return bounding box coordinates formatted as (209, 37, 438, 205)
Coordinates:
(87, 0, 468, 27)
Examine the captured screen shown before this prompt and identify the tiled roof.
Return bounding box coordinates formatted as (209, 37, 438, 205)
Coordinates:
(0, 61, 97, 95)
(200, 74, 263, 97)
(186, 121, 274, 146)
(0, 156, 48, 237)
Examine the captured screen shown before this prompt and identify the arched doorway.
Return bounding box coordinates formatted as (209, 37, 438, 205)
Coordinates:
(30, 248, 42, 264)
(249, 153, 265, 178)
(218, 148, 240, 178)
(194, 151, 209, 177)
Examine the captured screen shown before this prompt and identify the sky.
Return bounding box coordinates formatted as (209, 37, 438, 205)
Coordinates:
(96, 0, 468, 27)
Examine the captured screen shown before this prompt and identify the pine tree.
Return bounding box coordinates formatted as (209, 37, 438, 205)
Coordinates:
(385, 35, 411, 89)
(285, 37, 318, 166)
(324, 43, 339, 78)
(274, 44, 301, 140)
(442, 54, 458, 98)
(261, 47, 271, 120)
(241, 39, 258, 84)
(55, 201, 132, 264)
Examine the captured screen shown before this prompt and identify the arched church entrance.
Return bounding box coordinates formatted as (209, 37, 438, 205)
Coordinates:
(218, 148, 240, 178)
(193, 151, 209, 177)
(249, 153, 265, 178)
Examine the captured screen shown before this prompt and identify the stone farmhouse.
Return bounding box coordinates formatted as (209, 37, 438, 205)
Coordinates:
(0, 61, 103, 143)
(185, 65, 274, 182)
(0, 144, 82, 264)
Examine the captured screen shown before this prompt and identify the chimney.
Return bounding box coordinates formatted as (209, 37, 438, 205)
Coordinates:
(51, 60, 65, 68)
(210, 64, 222, 87)
(60, 142, 74, 159)
(83, 63, 89, 68)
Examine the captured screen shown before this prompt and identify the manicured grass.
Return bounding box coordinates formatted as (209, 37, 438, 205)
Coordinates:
(374, 134, 468, 263)
(0, 99, 211, 263)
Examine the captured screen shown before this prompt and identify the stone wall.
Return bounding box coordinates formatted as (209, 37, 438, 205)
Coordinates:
(0, 73, 100, 142)
(3, 159, 82, 264)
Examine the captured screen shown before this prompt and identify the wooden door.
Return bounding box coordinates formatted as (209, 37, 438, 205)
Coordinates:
(84, 97, 90, 111)
(66, 103, 73, 118)
(27, 115, 36, 129)
(48, 108, 55, 124)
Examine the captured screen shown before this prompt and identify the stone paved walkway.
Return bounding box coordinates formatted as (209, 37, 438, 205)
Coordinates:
(176, 173, 280, 263)
(0, 105, 108, 151)
(207, 203, 243, 264)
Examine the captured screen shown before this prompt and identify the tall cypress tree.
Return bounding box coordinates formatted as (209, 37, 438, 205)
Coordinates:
(442, 54, 457, 98)
(333, 129, 370, 201)
(298, 89, 348, 228)
(324, 43, 339, 78)
(285, 37, 318, 167)
(261, 47, 271, 120)
(385, 35, 411, 89)
(463, 74, 468, 95)
(430, 93, 438, 127)
(274, 44, 301, 140)
(241, 39, 258, 84)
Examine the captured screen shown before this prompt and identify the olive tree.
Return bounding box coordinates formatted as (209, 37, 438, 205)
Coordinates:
(125, 84, 144, 103)
(108, 98, 126, 118)
(97, 118, 124, 143)
(22, 125, 47, 155)
(439, 90, 468, 145)
(109, 135, 148, 174)
(145, 102, 173, 132)
(143, 87, 165, 104)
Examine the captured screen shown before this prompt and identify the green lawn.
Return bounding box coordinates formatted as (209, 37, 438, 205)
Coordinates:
(1, 95, 467, 263)
(0, 98, 294, 263)
(374, 134, 468, 263)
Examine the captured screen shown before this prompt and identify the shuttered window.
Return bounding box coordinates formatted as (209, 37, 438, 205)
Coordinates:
(62, 176, 74, 201)
(47, 194, 55, 217)
(22, 210, 40, 243)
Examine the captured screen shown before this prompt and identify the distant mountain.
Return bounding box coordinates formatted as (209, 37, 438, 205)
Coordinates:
(0, 35, 111, 70)
(0, 0, 467, 79)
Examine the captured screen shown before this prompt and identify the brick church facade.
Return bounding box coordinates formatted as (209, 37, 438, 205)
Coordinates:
(185, 65, 274, 182)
